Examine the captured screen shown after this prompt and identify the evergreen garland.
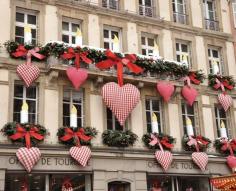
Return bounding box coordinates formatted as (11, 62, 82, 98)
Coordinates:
(57, 126, 97, 147)
(102, 130, 138, 147)
(214, 138, 236, 155)
(1, 122, 47, 146)
(208, 74, 235, 90)
(142, 133, 175, 150)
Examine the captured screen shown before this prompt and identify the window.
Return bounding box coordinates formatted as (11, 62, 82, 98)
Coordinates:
(176, 41, 191, 68)
(13, 84, 38, 124)
(15, 11, 37, 44)
(63, 89, 83, 127)
(62, 19, 81, 44)
(108, 181, 131, 191)
(102, 0, 119, 10)
(203, 0, 219, 30)
(172, 0, 188, 24)
(233, 0, 236, 27)
(145, 98, 163, 133)
(141, 34, 158, 56)
(215, 106, 230, 138)
(103, 27, 121, 51)
(139, 0, 154, 17)
(106, 108, 123, 131)
(208, 47, 223, 74)
(181, 103, 198, 135)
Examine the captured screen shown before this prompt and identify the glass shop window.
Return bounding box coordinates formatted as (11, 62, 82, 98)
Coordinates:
(108, 181, 131, 191)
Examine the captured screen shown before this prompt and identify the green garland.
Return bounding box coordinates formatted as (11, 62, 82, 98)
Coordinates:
(4, 40, 206, 80)
(214, 138, 236, 155)
(208, 74, 235, 90)
(142, 133, 175, 150)
(1, 122, 47, 146)
(182, 135, 211, 152)
(102, 130, 138, 147)
(57, 126, 97, 146)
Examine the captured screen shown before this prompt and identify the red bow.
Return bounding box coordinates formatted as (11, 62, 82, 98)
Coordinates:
(161, 136, 174, 149)
(62, 179, 73, 189)
(9, 124, 44, 148)
(12, 45, 45, 65)
(188, 72, 201, 85)
(213, 78, 234, 92)
(60, 128, 91, 146)
(187, 136, 209, 152)
(220, 138, 235, 156)
(196, 136, 209, 146)
(149, 134, 173, 150)
(61, 47, 92, 68)
(96, 50, 143, 86)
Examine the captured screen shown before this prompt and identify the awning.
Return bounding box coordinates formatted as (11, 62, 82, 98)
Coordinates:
(211, 174, 236, 191)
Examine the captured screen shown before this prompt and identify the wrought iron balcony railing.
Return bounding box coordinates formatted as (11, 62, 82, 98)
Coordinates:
(173, 12, 188, 25)
(102, 0, 119, 10)
(139, 5, 155, 17)
(205, 19, 219, 31)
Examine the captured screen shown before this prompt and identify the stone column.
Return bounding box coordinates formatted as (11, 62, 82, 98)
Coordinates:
(190, 0, 203, 28)
(0, 170, 5, 191)
(158, 1, 171, 21)
(93, 171, 106, 191)
(221, 0, 231, 34)
(88, 14, 100, 47)
(226, 42, 236, 78)
(134, 172, 147, 191)
(85, 174, 92, 191)
(161, 29, 173, 60)
(126, 22, 138, 54)
(124, 0, 137, 13)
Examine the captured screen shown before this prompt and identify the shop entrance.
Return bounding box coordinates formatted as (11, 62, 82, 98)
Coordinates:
(147, 174, 212, 191)
(108, 181, 131, 191)
(4, 172, 92, 191)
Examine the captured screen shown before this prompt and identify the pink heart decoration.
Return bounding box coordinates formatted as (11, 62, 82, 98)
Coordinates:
(156, 82, 175, 102)
(16, 147, 41, 172)
(66, 67, 88, 90)
(102, 82, 140, 126)
(218, 93, 233, 112)
(16, 64, 40, 87)
(69, 146, 91, 167)
(227, 155, 236, 171)
(155, 150, 173, 171)
(181, 85, 198, 106)
(192, 152, 208, 171)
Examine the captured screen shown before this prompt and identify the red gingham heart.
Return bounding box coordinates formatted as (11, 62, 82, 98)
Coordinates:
(66, 67, 88, 90)
(192, 152, 208, 171)
(16, 64, 40, 87)
(181, 85, 198, 106)
(102, 82, 140, 126)
(156, 82, 175, 102)
(16, 147, 41, 172)
(218, 93, 233, 112)
(69, 146, 91, 167)
(155, 150, 173, 171)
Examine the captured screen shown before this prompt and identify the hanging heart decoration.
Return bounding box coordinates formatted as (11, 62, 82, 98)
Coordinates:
(155, 150, 173, 171)
(218, 93, 233, 112)
(181, 85, 198, 106)
(102, 82, 140, 126)
(66, 68, 88, 90)
(16, 147, 41, 172)
(70, 146, 91, 167)
(156, 82, 175, 102)
(192, 152, 208, 171)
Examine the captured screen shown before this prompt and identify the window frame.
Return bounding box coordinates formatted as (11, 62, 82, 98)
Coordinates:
(62, 88, 84, 127)
(208, 46, 223, 75)
(102, 0, 119, 10)
(141, 33, 158, 56)
(232, 0, 236, 28)
(15, 9, 37, 44)
(62, 18, 82, 45)
(172, 0, 188, 24)
(175, 40, 192, 68)
(103, 26, 122, 51)
(139, 0, 154, 17)
(145, 98, 164, 134)
(13, 83, 38, 124)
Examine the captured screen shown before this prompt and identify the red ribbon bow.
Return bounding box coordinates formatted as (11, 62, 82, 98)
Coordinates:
(188, 72, 201, 85)
(149, 134, 173, 150)
(96, 50, 143, 86)
(182, 76, 192, 87)
(213, 78, 234, 92)
(187, 136, 199, 152)
(220, 138, 235, 156)
(61, 47, 92, 69)
(60, 128, 91, 146)
(12, 45, 45, 65)
(9, 124, 44, 148)
(62, 179, 73, 189)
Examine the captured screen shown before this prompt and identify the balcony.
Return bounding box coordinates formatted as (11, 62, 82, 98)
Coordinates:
(139, 5, 155, 17)
(102, 0, 119, 10)
(205, 19, 219, 31)
(173, 12, 188, 25)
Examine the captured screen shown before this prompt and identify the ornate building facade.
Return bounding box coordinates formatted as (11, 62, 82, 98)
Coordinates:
(0, 0, 236, 190)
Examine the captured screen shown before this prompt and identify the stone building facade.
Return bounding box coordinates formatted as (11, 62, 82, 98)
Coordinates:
(0, 0, 236, 190)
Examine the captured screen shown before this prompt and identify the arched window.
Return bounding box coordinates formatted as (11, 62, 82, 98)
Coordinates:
(108, 181, 131, 191)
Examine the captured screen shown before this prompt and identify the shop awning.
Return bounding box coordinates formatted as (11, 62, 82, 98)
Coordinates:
(211, 174, 236, 191)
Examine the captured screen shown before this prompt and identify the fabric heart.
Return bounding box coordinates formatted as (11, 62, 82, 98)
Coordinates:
(69, 146, 91, 167)
(227, 155, 236, 171)
(156, 82, 175, 102)
(16, 147, 41, 172)
(16, 64, 40, 87)
(102, 82, 140, 126)
(218, 93, 233, 112)
(181, 85, 198, 106)
(155, 150, 173, 171)
(192, 152, 208, 171)
(66, 67, 88, 90)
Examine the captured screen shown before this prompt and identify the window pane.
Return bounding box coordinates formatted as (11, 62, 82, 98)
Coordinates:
(14, 85, 23, 98)
(72, 36, 76, 44)
(26, 86, 36, 99)
(177, 4, 184, 13)
(62, 22, 69, 31)
(177, 55, 181, 62)
(63, 90, 70, 102)
(13, 113, 21, 123)
(115, 120, 123, 131)
(104, 42, 110, 49)
(111, 31, 119, 39)
(152, 100, 159, 111)
(32, 29, 36, 38)
(72, 91, 83, 103)
(148, 38, 154, 46)
(62, 35, 69, 43)
(176, 43, 180, 51)
(145, 0, 152, 6)
(104, 29, 109, 38)
(208, 49, 211, 56)
(107, 119, 113, 130)
(77, 118, 82, 127)
(141, 36, 146, 45)
(15, 37, 24, 44)
(146, 111, 151, 123)
(63, 117, 70, 126)
(27, 14, 36, 25)
(142, 49, 146, 55)
(29, 113, 36, 123)
(181, 44, 188, 52)
(187, 105, 194, 114)
(75, 104, 82, 117)
(219, 108, 226, 118)
(27, 100, 36, 113)
(63, 103, 70, 116)
(72, 23, 80, 32)
(16, 12, 24, 22)
(212, 50, 219, 58)
(15, 26, 24, 37)
(14, 99, 22, 113)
